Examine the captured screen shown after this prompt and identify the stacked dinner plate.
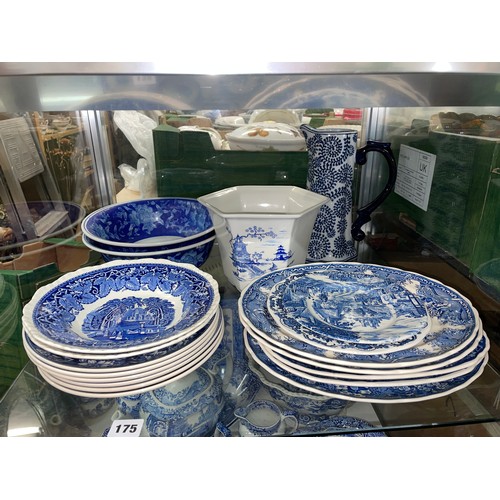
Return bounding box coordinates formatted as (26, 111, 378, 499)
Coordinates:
(21, 259, 223, 398)
(238, 262, 490, 404)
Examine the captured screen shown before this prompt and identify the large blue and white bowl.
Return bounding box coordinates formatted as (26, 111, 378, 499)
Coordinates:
(81, 233, 215, 268)
(22, 258, 220, 354)
(81, 197, 216, 251)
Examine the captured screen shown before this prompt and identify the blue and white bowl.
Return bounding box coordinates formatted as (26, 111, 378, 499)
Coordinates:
(82, 233, 215, 268)
(22, 258, 220, 354)
(81, 197, 216, 251)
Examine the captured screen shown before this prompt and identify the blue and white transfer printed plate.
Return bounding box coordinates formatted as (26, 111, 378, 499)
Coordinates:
(258, 329, 489, 386)
(267, 266, 431, 348)
(22, 307, 223, 373)
(238, 262, 480, 367)
(244, 330, 489, 403)
(23, 259, 220, 354)
(255, 327, 488, 381)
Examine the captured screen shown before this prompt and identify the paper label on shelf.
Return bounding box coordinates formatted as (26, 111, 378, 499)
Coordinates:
(394, 144, 436, 211)
(107, 419, 144, 437)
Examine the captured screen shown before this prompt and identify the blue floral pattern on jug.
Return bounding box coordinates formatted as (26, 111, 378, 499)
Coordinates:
(302, 128, 358, 262)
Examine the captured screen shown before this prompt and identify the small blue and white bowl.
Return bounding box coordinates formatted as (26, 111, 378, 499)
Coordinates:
(81, 197, 216, 251)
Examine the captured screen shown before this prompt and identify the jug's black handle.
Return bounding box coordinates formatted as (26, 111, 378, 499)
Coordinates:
(351, 140, 398, 241)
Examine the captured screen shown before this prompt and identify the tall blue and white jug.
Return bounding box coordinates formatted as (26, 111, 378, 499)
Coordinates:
(300, 125, 398, 262)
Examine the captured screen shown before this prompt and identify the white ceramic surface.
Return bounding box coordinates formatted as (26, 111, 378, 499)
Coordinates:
(248, 109, 301, 126)
(226, 122, 306, 151)
(214, 116, 246, 129)
(198, 186, 329, 291)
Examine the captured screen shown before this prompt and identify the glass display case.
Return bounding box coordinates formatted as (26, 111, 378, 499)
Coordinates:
(0, 62, 499, 437)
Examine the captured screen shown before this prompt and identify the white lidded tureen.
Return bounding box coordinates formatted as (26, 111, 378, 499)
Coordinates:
(225, 122, 306, 151)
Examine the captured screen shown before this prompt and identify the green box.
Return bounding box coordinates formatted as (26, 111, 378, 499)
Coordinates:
(470, 170, 500, 300)
(153, 125, 309, 198)
(385, 131, 499, 271)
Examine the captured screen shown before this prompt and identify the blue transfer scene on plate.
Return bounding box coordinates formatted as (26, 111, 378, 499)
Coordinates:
(267, 267, 431, 346)
(23, 259, 219, 351)
(239, 262, 479, 366)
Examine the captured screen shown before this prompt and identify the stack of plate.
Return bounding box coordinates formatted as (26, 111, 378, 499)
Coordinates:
(21, 259, 223, 398)
(238, 262, 490, 404)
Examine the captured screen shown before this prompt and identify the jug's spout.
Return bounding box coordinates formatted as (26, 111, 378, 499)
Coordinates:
(299, 123, 317, 139)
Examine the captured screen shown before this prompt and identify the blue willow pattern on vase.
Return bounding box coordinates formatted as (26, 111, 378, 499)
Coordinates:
(304, 129, 358, 262)
(229, 226, 293, 284)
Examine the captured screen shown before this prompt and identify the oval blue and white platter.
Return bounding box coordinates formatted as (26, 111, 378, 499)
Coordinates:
(244, 330, 488, 403)
(239, 262, 479, 367)
(267, 266, 431, 348)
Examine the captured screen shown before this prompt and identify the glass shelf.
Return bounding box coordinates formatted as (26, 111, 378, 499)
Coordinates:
(1, 239, 499, 438)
